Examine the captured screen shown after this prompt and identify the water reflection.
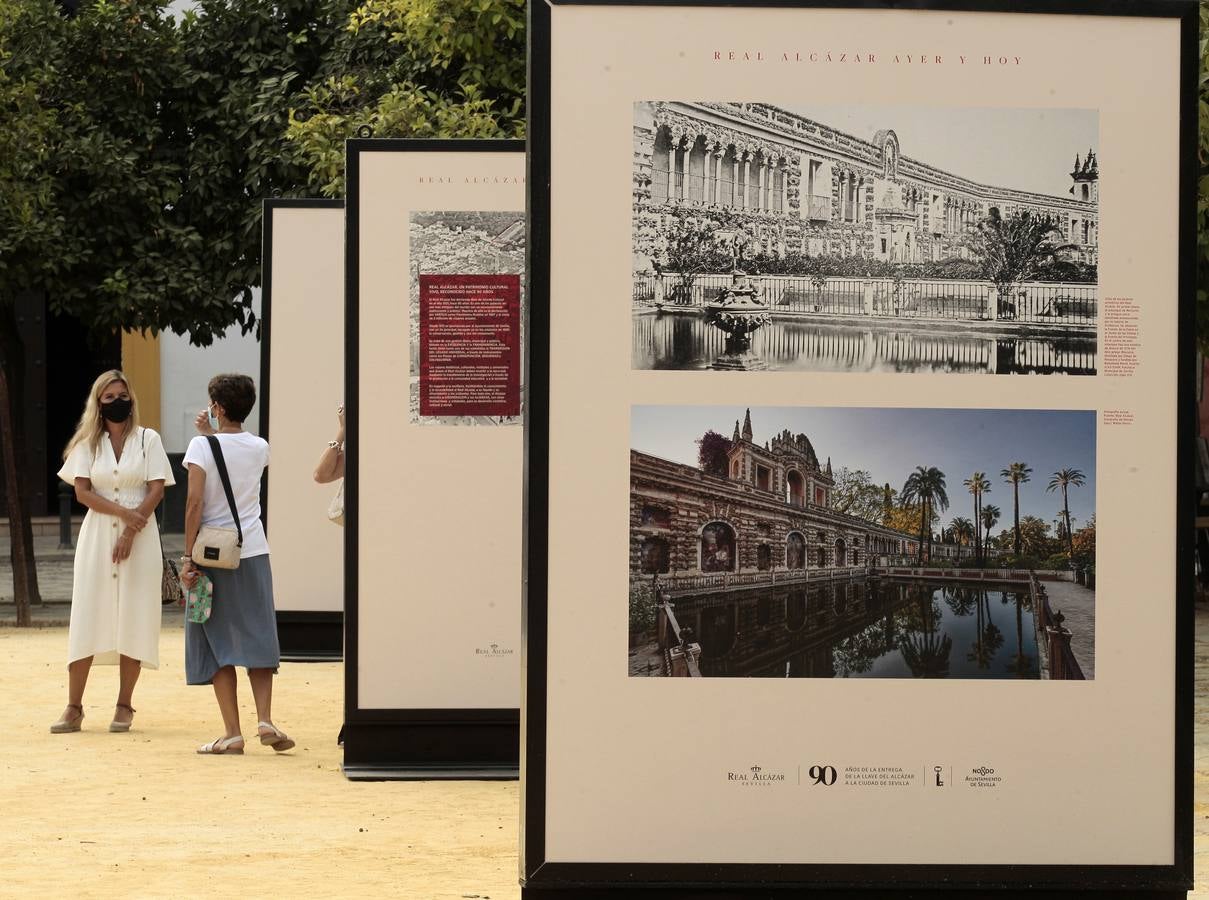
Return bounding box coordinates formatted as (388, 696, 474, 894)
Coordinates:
(665, 578, 1037, 679)
(632, 312, 1096, 375)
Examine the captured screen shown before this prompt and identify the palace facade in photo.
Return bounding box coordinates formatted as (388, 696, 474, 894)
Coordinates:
(632, 101, 1100, 268)
(630, 410, 924, 581)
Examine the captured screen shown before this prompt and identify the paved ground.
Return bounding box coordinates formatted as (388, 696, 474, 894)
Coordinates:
(0, 535, 184, 624)
(1043, 580, 1095, 680)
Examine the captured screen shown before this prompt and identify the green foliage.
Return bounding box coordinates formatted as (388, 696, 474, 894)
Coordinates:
(0, 0, 206, 336)
(696, 429, 732, 478)
(831, 468, 888, 523)
(629, 580, 656, 635)
(286, 0, 525, 197)
(173, 0, 355, 342)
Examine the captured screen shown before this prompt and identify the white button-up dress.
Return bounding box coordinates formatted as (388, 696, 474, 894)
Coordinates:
(57, 427, 175, 668)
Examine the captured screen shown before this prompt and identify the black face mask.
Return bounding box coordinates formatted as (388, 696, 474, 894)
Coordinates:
(100, 397, 133, 423)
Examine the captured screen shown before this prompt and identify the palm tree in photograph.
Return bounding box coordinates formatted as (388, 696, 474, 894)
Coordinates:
(981, 504, 1001, 562)
(1047, 468, 1087, 560)
(950, 517, 974, 563)
(1000, 462, 1032, 557)
(963, 472, 991, 566)
(903, 466, 949, 563)
(970, 208, 1075, 317)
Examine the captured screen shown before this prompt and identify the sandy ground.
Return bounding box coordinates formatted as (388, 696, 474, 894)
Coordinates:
(5, 604, 1209, 897)
(0, 618, 519, 899)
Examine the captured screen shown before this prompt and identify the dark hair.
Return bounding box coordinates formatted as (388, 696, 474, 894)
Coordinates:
(208, 374, 256, 424)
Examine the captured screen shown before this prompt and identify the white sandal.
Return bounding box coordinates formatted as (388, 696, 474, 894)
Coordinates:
(197, 735, 244, 755)
(257, 721, 295, 752)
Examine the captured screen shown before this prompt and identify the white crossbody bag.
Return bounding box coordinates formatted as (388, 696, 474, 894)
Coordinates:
(191, 435, 243, 569)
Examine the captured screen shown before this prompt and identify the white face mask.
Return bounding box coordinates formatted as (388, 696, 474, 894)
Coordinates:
(207, 405, 220, 432)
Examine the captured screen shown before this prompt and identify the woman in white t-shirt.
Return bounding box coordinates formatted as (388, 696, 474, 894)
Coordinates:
(179, 374, 293, 755)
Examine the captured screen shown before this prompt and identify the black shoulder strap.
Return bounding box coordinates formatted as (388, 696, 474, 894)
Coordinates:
(205, 435, 243, 547)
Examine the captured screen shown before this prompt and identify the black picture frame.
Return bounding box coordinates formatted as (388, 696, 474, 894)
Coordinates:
(344, 138, 525, 780)
(260, 197, 346, 662)
(523, 0, 1197, 895)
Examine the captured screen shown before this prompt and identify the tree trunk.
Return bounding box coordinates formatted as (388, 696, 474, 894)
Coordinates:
(1013, 482, 1021, 557)
(1064, 488, 1074, 559)
(973, 494, 981, 567)
(917, 502, 926, 565)
(0, 349, 40, 626)
(1, 305, 40, 609)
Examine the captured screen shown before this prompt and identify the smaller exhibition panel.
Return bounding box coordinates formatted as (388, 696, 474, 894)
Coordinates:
(262, 199, 346, 659)
(345, 140, 525, 778)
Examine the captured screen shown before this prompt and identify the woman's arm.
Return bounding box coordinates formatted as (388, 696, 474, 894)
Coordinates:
(108, 482, 165, 565)
(74, 478, 148, 532)
(313, 444, 345, 484)
(313, 405, 346, 484)
(180, 464, 206, 587)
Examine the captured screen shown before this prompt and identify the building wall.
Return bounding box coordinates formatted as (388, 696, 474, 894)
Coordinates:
(633, 101, 1099, 269)
(630, 450, 919, 579)
(157, 291, 262, 454)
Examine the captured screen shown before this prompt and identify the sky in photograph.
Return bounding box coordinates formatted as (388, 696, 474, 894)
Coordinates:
(780, 104, 1099, 199)
(631, 405, 1096, 533)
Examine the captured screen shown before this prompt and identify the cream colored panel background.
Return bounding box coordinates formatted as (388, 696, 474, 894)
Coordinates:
(266, 205, 345, 614)
(356, 150, 523, 710)
(544, 6, 1180, 865)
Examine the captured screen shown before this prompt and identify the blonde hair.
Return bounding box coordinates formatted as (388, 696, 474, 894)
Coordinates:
(63, 370, 140, 461)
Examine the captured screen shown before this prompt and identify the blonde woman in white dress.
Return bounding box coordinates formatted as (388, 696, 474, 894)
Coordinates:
(50, 370, 175, 734)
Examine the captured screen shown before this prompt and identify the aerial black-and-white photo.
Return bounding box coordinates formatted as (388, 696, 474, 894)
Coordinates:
(631, 102, 1099, 375)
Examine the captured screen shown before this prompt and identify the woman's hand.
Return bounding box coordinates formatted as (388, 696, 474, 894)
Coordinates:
(180, 558, 200, 589)
(194, 408, 215, 436)
(112, 529, 134, 564)
(336, 404, 345, 443)
(120, 508, 148, 532)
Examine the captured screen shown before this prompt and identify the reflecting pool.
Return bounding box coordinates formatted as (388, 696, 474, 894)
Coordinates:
(632, 313, 1096, 375)
(664, 578, 1038, 679)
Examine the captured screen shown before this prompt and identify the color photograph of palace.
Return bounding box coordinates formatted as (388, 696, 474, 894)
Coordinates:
(631, 102, 1100, 375)
(629, 407, 1096, 680)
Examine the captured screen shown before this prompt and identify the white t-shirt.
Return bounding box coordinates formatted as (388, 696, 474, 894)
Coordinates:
(184, 432, 270, 558)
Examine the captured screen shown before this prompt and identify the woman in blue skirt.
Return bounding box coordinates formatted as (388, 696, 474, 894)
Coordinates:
(179, 374, 293, 755)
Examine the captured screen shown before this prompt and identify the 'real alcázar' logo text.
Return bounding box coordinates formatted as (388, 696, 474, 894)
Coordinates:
(475, 642, 515, 658)
(727, 765, 787, 787)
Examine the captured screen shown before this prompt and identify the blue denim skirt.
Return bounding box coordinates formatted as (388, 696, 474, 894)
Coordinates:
(185, 554, 280, 685)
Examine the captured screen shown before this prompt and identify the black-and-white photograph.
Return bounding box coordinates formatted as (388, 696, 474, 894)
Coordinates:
(409, 210, 525, 424)
(632, 102, 1099, 375)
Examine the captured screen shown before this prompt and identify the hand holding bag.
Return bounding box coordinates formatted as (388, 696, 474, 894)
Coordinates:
(192, 435, 243, 569)
(185, 572, 213, 624)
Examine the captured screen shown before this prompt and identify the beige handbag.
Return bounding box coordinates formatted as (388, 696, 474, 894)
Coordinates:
(327, 481, 345, 527)
(191, 435, 243, 569)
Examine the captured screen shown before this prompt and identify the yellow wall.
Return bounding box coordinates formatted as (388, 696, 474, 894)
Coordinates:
(121, 330, 161, 431)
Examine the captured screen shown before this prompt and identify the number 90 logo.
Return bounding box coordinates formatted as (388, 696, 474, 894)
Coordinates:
(808, 765, 837, 786)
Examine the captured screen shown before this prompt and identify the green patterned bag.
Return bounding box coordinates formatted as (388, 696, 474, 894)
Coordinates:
(185, 573, 213, 624)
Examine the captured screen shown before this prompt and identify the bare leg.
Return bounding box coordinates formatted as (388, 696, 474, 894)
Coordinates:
(248, 668, 273, 725)
(211, 666, 241, 738)
(114, 655, 140, 726)
(248, 668, 293, 751)
(61, 656, 93, 722)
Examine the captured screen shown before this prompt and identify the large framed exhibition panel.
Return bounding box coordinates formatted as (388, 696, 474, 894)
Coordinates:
(261, 199, 346, 660)
(524, 1, 1195, 897)
(346, 139, 525, 779)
